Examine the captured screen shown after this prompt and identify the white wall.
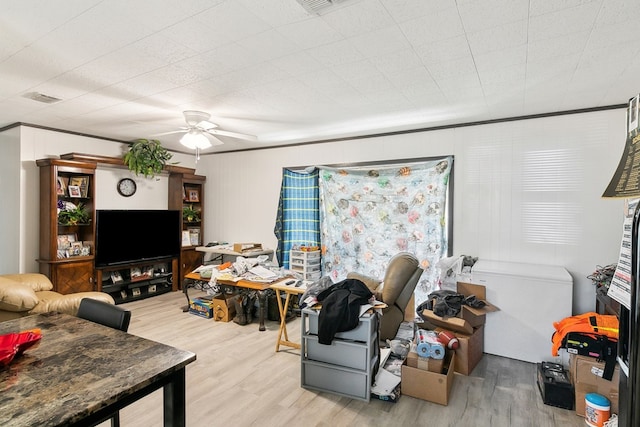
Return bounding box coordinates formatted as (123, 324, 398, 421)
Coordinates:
(198, 109, 627, 314)
(0, 127, 21, 272)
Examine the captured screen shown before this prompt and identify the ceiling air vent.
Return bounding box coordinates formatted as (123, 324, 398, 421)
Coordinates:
(296, 0, 349, 15)
(23, 92, 62, 104)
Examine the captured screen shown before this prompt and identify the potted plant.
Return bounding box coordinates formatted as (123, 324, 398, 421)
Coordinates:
(123, 139, 173, 179)
(58, 202, 90, 225)
(183, 205, 200, 223)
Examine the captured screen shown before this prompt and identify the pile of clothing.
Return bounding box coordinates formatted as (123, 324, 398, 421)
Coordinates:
(416, 289, 485, 319)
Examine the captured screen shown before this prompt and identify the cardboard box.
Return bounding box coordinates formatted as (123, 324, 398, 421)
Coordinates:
(452, 324, 484, 376)
(406, 349, 444, 373)
(233, 243, 262, 253)
(212, 294, 236, 322)
(401, 352, 455, 405)
(419, 282, 497, 335)
(416, 323, 484, 376)
(189, 298, 214, 319)
(570, 354, 619, 416)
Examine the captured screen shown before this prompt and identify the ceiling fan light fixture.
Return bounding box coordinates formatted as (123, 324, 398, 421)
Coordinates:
(180, 130, 211, 149)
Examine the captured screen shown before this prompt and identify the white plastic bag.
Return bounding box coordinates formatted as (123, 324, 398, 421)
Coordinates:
(436, 256, 463, 291)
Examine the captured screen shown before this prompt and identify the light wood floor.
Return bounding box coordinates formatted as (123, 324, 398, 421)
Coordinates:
(100, 290, 586, 427)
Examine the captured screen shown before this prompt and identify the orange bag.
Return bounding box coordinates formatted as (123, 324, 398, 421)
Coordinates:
(551, 312, 618, 356)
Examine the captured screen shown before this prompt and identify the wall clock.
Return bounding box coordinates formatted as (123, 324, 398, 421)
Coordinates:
(117, 178, 137, 197)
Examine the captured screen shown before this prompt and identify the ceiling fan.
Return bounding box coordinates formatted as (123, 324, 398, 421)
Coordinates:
(173, 110, 257, 150)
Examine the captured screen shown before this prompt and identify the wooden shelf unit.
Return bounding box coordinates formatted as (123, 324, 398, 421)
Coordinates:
(169, 172, 206, 288)
(96, 257, 179, 304)
(37, 158, 97, 293)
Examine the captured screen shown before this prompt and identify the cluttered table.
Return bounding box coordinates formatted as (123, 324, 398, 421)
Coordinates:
(184, 269, 297, 333)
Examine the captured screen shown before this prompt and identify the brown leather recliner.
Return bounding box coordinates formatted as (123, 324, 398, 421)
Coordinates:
(347, 252, 423, 341)
(0, 273, 115, 322)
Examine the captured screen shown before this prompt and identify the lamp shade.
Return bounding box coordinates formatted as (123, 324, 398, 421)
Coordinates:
(180, 130, 212, 149)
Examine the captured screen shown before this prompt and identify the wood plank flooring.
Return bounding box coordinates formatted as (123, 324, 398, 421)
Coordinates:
(100, 290, 586, 427)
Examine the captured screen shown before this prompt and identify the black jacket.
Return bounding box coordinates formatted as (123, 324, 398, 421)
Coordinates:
(316, 278, 373, 344)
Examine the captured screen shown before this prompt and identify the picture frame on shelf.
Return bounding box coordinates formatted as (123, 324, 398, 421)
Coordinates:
(182, 230, 191, 247)
(111, 271, 124, 284)
(188, 189, 200, 202)
(82, 241, 93, 254)
(69, 176, 90, 197)
(120, 290, 127, 299)
(68, 185, 81, 197)
(57, 234, 76, 250)
(189, 228, 200, 246)
(70, 241, 83, 256)
(56, 177, 67, 196)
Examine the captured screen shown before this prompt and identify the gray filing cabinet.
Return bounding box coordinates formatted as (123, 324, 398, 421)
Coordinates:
(301, 307, 379, 402)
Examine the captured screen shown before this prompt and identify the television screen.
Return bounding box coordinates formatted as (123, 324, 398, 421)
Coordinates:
(95, 210, 181, 268)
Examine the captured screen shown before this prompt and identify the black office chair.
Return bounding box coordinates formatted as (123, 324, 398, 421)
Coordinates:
(77, 298, 131, 332)
(77, 298, 132, 427)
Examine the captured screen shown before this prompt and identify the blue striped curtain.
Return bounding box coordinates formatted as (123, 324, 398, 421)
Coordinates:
(273, 168, 320, 268)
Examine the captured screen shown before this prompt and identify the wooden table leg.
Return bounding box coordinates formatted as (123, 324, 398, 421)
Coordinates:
(257, 290, 267, 331)
(181, 279, 195, 313)
(274, 289, 300, 352)
(275, 289, 285, 351)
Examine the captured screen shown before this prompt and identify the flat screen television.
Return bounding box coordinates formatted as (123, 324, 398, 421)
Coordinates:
(95, 210, 181, 268)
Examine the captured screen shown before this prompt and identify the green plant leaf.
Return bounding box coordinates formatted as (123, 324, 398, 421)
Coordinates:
(123, 138, 174, 179)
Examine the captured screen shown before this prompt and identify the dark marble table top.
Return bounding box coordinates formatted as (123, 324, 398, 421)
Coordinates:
(0, 312, 196, 426)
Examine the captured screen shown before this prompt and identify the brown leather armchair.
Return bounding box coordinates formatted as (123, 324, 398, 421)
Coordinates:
(347, 252, 423, 341)
(0, 273, 115, 322)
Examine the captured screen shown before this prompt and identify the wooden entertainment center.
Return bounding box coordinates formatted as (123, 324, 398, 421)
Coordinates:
(37, 153, 205, 304)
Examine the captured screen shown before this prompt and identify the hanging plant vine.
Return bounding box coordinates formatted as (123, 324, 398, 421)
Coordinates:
(123, 139, 174, 179)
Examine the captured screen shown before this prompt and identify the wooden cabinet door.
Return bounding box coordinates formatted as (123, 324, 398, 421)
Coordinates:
(180, 248, 203, 288)
(51, 260, 95, 294)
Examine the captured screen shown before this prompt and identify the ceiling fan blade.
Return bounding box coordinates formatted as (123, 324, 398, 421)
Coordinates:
(197, 120, 217, 131)
(207, 128, 257, 141)
(150, 129, 187, 137)
(204, 134, 225, 146)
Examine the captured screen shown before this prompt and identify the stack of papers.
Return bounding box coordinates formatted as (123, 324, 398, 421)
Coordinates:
(247, 265, 279, 281)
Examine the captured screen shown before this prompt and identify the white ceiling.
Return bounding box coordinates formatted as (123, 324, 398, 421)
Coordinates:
(1, 0, 639, 154)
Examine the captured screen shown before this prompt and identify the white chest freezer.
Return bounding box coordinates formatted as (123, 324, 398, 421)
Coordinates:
(471, 260, 573, 364)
